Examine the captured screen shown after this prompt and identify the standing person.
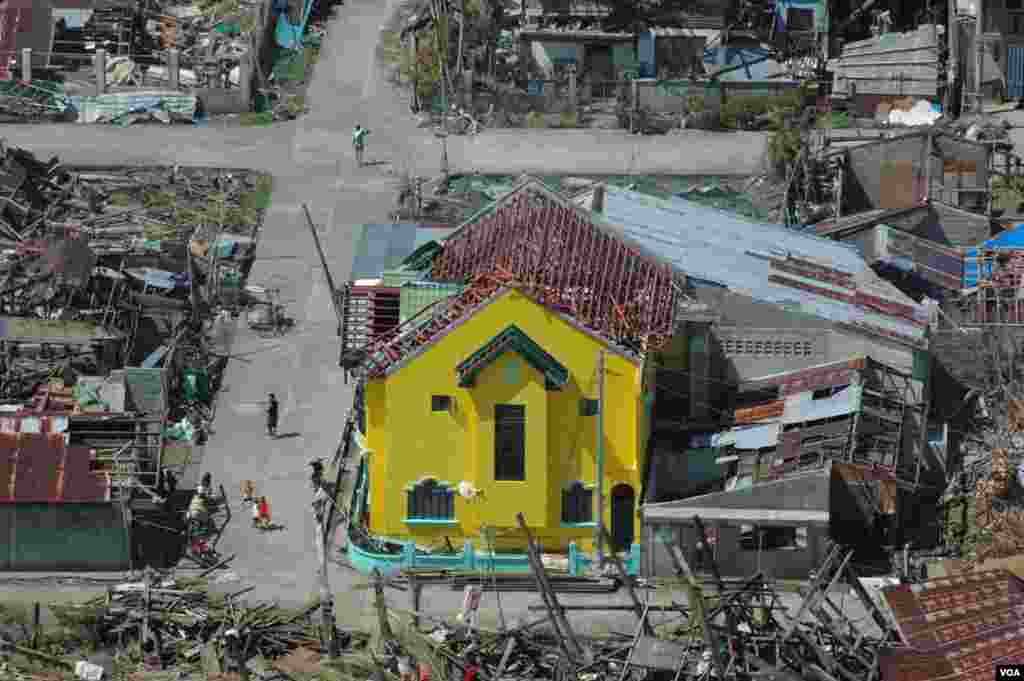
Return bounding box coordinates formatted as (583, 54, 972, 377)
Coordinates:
(251, 496, 262, 528)
(266, 393, 279, 438)
(257, 496, 271, 529)
(352, 124, 369, 166)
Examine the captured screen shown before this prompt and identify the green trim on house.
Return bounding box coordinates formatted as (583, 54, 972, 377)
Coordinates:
(456, 324, 569, 390)
(560, 521, 598, 528)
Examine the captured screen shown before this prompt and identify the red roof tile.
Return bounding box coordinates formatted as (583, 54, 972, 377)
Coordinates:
(879, 570, 1024, 681)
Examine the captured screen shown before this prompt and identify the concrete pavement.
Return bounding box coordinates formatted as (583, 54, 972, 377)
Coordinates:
(0, 0, 772, 631)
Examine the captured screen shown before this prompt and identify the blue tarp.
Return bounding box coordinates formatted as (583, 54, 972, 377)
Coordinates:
(963, 223, 1024, 288)
(275, 0, 317, 49)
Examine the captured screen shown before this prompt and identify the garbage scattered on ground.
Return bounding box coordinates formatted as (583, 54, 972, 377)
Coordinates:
(887, 99, 942, 126)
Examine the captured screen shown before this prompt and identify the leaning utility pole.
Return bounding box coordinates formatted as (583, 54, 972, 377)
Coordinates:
(593, 350, 606, 568)
(302, 204, 343, 330)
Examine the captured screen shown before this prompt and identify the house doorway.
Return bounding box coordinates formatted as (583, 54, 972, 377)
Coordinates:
(586, 44, 614, 81)
(610, 484, 635, 553)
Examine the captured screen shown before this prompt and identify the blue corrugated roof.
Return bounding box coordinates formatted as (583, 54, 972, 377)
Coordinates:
(962, 223, 1024, 288)
(596, 188, 927, 341)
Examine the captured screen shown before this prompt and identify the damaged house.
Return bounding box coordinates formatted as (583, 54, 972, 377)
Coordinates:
(561, 186, 946, 580)
(339, 177, 940, 577)
(0, 144, 269, 570)
(641, 355, 935, 580)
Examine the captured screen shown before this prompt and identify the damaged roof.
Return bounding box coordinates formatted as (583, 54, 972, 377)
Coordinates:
(0, 417, 109, 503)
(0, 316, 121, 343)
(879, 570, 1024, 681)
(576, 187, 929, 347)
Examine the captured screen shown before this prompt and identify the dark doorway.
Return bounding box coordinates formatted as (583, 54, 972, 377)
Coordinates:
(586, 45, 614, 81)
(610, 484, 635, 553)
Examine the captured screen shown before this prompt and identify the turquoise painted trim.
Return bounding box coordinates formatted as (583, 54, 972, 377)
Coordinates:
(348, 539, 404, 575)
(561, 521, 597, 528)
(403, 518, 458, 525)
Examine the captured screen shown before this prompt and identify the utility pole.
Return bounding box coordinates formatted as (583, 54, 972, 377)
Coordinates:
(314, 482, 340, 658)
(302, 204, 343, 332)
(593, 350, 606, 568)
(974, 0, 984, 113)
(947, 0, 959, 115)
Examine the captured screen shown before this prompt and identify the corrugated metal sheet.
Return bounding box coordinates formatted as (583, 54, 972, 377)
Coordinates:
(832, 25, 940, 98)
(845, 135, 989, 218)
(1009, 45, 1024, 100)
(349, 223, 456, 281)
(596, 189, 928, 346)
(0, 316, 119, 343)
(742, 357, 867, 394)
(0, 424, 109, 502)
(875, 225, 965, 291)
(879, 570, 1024, 681)
(734, 400, 786, 424)
(718, 423, 780, 449)
(814, 206, 924, 237)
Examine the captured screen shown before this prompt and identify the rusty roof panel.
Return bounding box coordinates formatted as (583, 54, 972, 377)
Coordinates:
(61, 445, 107, 502)
(0, 423, 107, 503)
(0, 433, 15, 500)
(12, 434, 62, 502)
(879, 570, 1024, 681)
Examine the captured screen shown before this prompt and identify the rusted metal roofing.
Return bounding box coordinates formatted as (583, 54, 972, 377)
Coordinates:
(879, 570, 1024, 681)
(740, 357, 868, 395)
(0, 418, 109, 502)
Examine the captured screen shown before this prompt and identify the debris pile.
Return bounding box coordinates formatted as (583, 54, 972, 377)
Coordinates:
(0, 141, 269, 522)
(0, 568, 369, 680)
(349, 515, 902, 681)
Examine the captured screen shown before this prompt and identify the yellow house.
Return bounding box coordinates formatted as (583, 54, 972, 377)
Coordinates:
(361, 286, 652, 555)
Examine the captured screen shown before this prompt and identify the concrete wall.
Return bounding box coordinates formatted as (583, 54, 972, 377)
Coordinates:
(643, 520, 830, 580)
(696, 284, 918, 380)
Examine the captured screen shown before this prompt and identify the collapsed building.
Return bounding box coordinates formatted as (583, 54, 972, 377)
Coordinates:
(0, 143, 268, 570)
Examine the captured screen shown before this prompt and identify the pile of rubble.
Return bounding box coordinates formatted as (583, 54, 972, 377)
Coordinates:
(0, 567, 369, 681)
(0, 139, 269, 452)
(1, 0, 271, 124)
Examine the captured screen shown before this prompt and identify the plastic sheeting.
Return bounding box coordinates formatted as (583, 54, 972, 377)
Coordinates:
(782, 385, 862, 423)
(275, 0, 316, 49)
(716, 423, 781, 449)
(888, 100, 942, 127)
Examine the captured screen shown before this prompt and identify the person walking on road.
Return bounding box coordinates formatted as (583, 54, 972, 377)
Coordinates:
(266, 393, 279, 438)
(352, 124, 369, 166)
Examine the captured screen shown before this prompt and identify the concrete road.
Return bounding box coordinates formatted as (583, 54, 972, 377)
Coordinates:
(0, 0, 775, 631)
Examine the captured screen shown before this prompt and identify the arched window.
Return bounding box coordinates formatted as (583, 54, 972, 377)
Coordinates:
(407, 479, 455, 520)
(561, 481, 593, 524)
